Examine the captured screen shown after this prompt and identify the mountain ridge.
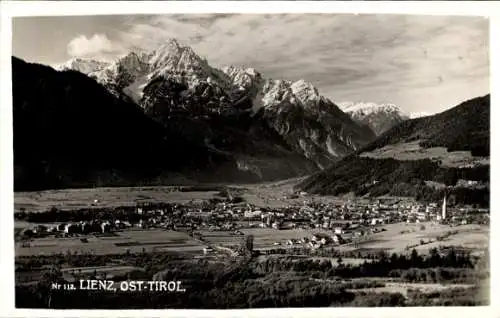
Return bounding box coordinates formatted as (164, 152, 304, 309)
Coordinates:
(339, 101, 410, 136)
(58, 39, 376, 166)
(298, 94, 490, 206)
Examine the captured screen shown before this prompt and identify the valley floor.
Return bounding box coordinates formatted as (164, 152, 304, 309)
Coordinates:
(13, 182, 490, 308)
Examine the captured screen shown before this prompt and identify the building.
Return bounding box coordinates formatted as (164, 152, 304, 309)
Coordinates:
(33, 225, 47, 234)
(101, 221, 111, 233)
(64, 223, 80, 234)
(203, 247, 213, 255)
(332, 234, 344, 244)
(244, 210, 262, 218)
(81, 222, 92, 234)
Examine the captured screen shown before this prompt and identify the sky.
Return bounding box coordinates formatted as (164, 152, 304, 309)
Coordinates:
(12, 14, 489, 114)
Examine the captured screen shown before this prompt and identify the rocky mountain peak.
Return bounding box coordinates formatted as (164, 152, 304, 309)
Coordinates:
(339, 101, 410, 136)
(339, 101, 407, 117)
(55, 57, 110, 74)
(56, 40, 377, 167)
(290, 79, 321, 107)
(149, 39, 209, 77)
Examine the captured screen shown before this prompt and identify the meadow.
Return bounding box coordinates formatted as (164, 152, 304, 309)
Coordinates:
(338, 222, 489, 255)
(360, 140, 489, 168)
(15, 229, 207, 256)
(14, 186, 220, 212)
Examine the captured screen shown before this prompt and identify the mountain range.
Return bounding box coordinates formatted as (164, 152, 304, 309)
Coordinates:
(13, 40, 379, 190)
(55, 39, 376, 168)
(13, 38, 487, 202)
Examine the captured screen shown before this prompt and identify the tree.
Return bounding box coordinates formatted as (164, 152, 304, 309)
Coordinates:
(410, 249, 422, 267)
(444, 248, 457, 267)
(244, 235, 254, 255)
(428, 247, 442, 267)
(337, 256, 344, 268)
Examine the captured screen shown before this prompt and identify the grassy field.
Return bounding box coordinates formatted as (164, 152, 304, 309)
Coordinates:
(197, 228, 311, 249)
(14, 187, 220, 212)
(240, 228, 310, 248)
(15, 229, 207, 256)
(338, 222, 489, 254)
(346, 282, 476, 298)
(198, 231, 244, 247)
(360, 140, 489, 168)
(14, 181, 413, 213)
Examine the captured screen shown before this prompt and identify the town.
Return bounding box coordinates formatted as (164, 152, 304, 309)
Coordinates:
(15, 191, 489, 256)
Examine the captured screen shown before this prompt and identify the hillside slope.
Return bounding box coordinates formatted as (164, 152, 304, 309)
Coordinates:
(298, 95, 490, 206)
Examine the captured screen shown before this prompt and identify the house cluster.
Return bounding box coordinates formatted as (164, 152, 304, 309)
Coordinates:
(404, 196, 489, 226)
(19, 195, 489, 241)
(281, 232, 346, 249)
(20, 219, 128, 238)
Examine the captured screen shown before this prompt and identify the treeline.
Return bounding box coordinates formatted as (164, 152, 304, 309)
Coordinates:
(16, 207, 137, 223)
(15, 247, 488, 309)
(257, 248, 488, 285)
(299, 157, 489, 207)
(253, 248, 477, 278)
(15, 202, 186, 223)
(406, 285, 489, 306)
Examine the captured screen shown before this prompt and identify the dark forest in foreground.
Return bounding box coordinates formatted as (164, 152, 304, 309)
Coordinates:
(16, 246, 489, 308)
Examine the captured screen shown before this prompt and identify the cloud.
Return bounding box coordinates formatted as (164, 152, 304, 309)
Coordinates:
(64, 14, 489, 113)
(67, 33, 123, 59)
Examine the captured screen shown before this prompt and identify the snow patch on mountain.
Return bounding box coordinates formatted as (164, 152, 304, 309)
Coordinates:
(59, 39, 335, 116)
(338, 101, 411, 136)
(54, 58, 110, 74)
(339, 101, 408, 118)
(410, 112, 431, 119)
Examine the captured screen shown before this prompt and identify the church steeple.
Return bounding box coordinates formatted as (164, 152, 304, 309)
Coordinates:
(442, 195, 447, 220)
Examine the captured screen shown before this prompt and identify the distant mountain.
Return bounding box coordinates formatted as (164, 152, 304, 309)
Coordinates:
(339, 101, 409, 136)
(61, 39, 376, 167)
(55, 58, 110, 74)
(409, 111, 431, 119)
(299, 95, 490, 206)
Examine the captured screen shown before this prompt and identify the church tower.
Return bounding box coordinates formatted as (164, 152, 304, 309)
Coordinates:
(442, 195, 447, 220)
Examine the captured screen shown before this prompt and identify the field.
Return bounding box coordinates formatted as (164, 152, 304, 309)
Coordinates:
(198, 231, 243, 247)
(338, 222, 489, 254)
(198, 228, 312, 249)
(14, 181, 412, 213)
(360, 140, 489, 168)
(346, 281, 476, 298)
(15, 229, 207, 256)
(240, 228, 310, 248)
(14, 186, 220, 212)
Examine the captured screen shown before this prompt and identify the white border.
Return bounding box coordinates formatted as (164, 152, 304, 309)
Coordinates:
(1, 1, 498, 317)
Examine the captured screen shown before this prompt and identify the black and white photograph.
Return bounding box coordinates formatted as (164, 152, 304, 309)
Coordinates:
(1, 1, 495, 314)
